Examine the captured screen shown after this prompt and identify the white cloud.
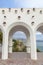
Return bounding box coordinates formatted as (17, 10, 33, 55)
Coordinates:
(13, 0, 43, 8)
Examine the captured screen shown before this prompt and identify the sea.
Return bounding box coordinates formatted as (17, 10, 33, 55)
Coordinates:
(36, 40, 43, 52)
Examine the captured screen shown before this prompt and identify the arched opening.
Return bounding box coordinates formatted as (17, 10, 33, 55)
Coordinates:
(8, 22, 32, 59)
(12, 31, 27, 52)
(36, 24, 43, 59)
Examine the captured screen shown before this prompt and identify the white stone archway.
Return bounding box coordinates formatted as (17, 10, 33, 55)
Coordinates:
(8, 22, 31, 53)
(35, 23, 43, 32)
(7, 22, 37, 60)
(8, 25, 30, 53)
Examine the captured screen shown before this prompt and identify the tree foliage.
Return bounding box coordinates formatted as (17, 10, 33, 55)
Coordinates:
(0, 32, 3, 44)
(12, 39, 26, 52)
(37, 48, 40, 52)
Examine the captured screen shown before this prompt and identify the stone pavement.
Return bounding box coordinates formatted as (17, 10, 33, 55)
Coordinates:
(0, 52, 43, 65)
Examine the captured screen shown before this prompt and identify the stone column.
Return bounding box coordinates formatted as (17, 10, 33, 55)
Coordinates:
(26, 36, 31, 53)
(30, 30, 37, 60)
(2, 31, 8, 60)
(8, 37, 12, 53)
(26, 46, 31, 53)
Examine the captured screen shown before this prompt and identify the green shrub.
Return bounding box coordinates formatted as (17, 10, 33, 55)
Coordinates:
(12, 39, 26, 52)
(37, 48, 40, 52)
(0, 32, 3, 44)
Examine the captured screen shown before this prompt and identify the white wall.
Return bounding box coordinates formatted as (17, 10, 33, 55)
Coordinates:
(0, 8, 43, 31)
(0, 8, 43, 60)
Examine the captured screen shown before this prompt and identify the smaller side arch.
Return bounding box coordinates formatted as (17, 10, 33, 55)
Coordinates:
(35, 22, 43, 60)
(35, 23, 43, 32)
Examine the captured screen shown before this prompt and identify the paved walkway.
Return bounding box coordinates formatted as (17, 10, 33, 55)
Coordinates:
(0, 52, 43, 65)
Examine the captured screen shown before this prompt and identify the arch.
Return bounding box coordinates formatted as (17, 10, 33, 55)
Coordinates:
(7, 22, 33, 37)
(7, 21, 37, 60)
(7, 21, 33, 55)
(8, 21, 33, 50)
(35, 23, 43, 32)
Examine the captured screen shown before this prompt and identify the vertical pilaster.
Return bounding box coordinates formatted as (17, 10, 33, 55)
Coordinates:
(2, 31, 8, 60)
(27, 46, 31, 53)
(26, 36, 31, 53)
(30, 30, 37, 60)
(8, 38, 12, 53)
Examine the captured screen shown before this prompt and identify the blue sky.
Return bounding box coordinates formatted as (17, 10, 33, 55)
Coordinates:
(13, 31, 27, 39)
(12, 31, 43, 40)
(0, 0, 43, 8)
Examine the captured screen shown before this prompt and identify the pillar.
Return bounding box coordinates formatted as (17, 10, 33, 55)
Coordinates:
(30, 30, 37, 60)
(8, 37, 12, 53)
(26, 35, 31, 53)
(26, 46, 30, 53)
(2, 31, 8, 60)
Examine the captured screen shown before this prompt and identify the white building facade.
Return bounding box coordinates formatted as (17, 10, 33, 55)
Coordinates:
(0, 8, 43, 60)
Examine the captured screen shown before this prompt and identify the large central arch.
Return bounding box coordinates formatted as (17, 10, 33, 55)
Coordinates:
(9, 25, 30, 53)
(7, 21, 37, 60)
(8, 22, 32, 57)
